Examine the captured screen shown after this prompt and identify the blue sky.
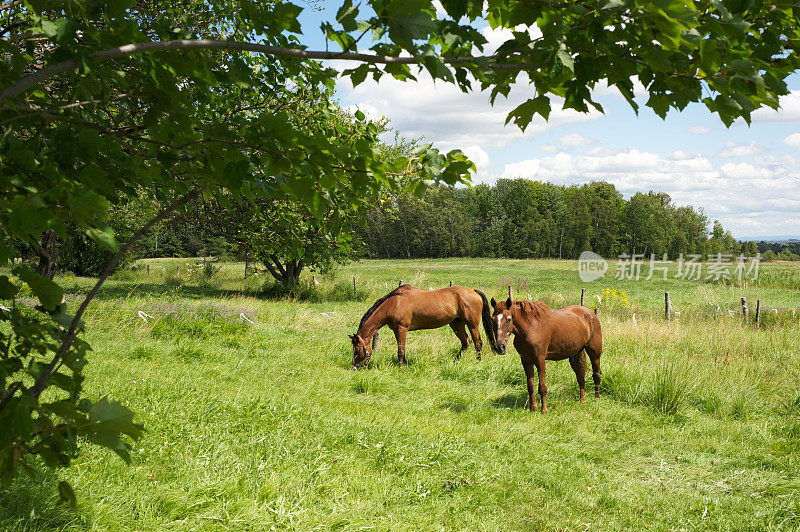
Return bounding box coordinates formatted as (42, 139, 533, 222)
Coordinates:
(297, 3, 800, 239)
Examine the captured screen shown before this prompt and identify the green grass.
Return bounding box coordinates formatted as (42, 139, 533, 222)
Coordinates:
(2, 258, 800, 530)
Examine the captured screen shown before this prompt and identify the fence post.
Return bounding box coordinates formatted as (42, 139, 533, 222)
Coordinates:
(508, 285, 513, 300)
(755, 300, 761, 330)
(741, 297, 748, 321)
(353, 277, 357, 296)
(581, 288, 585, 307)
(665, 292, 671, 321)
(147, 264, 150, 276)
(450, 280, 453, 287)
(177, 265, 180, 276)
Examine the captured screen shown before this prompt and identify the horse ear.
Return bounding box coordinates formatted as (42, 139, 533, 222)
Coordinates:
(506, 296, 512, 307)
(490, 297, 497, 308)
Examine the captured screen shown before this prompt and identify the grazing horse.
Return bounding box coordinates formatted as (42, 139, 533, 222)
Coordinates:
(491, 297, 602, 413)
(350, 285, 499, 367)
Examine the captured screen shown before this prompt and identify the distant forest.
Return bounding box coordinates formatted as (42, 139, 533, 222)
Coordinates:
(135, 179, 797, 262)
(358, 179, 799, 261)
(26, 179, 799, 278)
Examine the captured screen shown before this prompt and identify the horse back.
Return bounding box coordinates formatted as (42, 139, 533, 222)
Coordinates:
(544, 305, 598, 360)
(391, 286, 477, 330)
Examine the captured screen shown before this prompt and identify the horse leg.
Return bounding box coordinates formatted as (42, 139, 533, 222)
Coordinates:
(394, 326, 408, 366)
(534, 353, 548, 414)
(522, 358, 537, 412)
(467, 321, 483, 361)
(586, 344, 602, 398)
(449, 318, 470, 360)
(569, 350, 587, 403)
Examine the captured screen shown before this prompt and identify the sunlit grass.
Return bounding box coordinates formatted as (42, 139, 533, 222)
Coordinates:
(2, 258, 799, 530)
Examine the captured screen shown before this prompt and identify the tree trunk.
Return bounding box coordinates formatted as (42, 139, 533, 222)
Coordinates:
(36, 229, 58, 280)
(261, 255, 303, 286)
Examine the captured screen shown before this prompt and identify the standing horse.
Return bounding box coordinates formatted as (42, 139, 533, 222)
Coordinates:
(350, 285, 499, 367)
(491, 297, 602, 413)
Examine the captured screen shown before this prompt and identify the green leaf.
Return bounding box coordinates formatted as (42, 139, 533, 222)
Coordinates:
(505, 95, 551, 130)
(78, 128, 102, 157)
(12, 266, 63, 311)
(58, 480, 77, 508)
(86, 226, 120, 253)
(86, 398, 143, 462)
(556, 44, 574, 72)
(601, 0, 626, 10)
(0, 275, 20, 299)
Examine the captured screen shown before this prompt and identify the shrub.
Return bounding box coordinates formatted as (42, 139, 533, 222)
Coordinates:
(648, 363, 691, 416)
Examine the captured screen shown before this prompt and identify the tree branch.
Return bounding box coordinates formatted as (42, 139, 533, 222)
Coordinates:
(25, 188, 201, 399)
(0, 0, 21, 12)
(0, 39, 535, 104)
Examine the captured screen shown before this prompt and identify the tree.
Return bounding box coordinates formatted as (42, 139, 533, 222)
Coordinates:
(741, 240, 759, 257)
(2, 0, 798, 497)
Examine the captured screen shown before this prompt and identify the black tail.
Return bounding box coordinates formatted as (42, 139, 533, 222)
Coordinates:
(475, 289, 500, 353)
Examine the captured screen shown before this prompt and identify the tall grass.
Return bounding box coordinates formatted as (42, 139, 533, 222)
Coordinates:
(2, 258, 799, 530)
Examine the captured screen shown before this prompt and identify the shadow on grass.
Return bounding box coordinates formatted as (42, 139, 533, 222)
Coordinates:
(0, 463, 87, 530)
(91, 282, 242, 301)
(490, 391, 529, 410)
(439, 400, 468, 413)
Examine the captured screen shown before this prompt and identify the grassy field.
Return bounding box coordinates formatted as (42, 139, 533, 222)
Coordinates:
(2, 258, 800, 530)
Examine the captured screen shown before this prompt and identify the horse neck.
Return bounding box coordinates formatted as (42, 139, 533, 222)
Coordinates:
(511, 304, 532, 335)
(359, 303, 389, 339)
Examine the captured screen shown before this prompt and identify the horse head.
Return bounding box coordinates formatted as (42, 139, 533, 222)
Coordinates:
(349, 333, 373, 368)
(490, 296, 514, 354)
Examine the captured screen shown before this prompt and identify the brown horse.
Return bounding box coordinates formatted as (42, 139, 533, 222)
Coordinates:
(491, 297, 602, 413)
(350, 285, 499, 368)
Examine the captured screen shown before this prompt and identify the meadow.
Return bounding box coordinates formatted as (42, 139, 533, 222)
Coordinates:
(2, 258, 799, 531)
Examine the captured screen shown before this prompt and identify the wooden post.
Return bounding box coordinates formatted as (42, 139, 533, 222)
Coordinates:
(177, 265, 180, 276)
(449, 280, 453, 287)
(665, 292, 671, 321)
(755, 299, 761, 330)
(508, 285, 513, 300)
(244, 252, 249, 279)
(581, 288, 585, 307)
(741, 297, 748, 321)
(353, 276, 357, 295)
(147, 264, 150, 276)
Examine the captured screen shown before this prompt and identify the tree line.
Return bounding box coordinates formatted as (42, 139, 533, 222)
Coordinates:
(359, 179, 772, 260)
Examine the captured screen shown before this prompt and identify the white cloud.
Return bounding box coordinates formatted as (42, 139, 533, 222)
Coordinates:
(459, 145, 491, 170)
(337, 70, 602, 151)
(671, 150, 702, 161)
(591, 78, 648, 98)
(539, 144, 559, 153)
(559, 133, 598, 147)
(501, 158, 541, 180)
(492, 148, 800, 237)
(785, 133, 800, 148)
(689, 125, 711, 135)
(748, 91, 800, 123)
(716, 141, 767, 159)
(479, 24, 542, 55)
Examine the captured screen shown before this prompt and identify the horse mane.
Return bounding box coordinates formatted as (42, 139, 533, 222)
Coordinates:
(517, 300, 553, 323)
(358, 286, 406, 332)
